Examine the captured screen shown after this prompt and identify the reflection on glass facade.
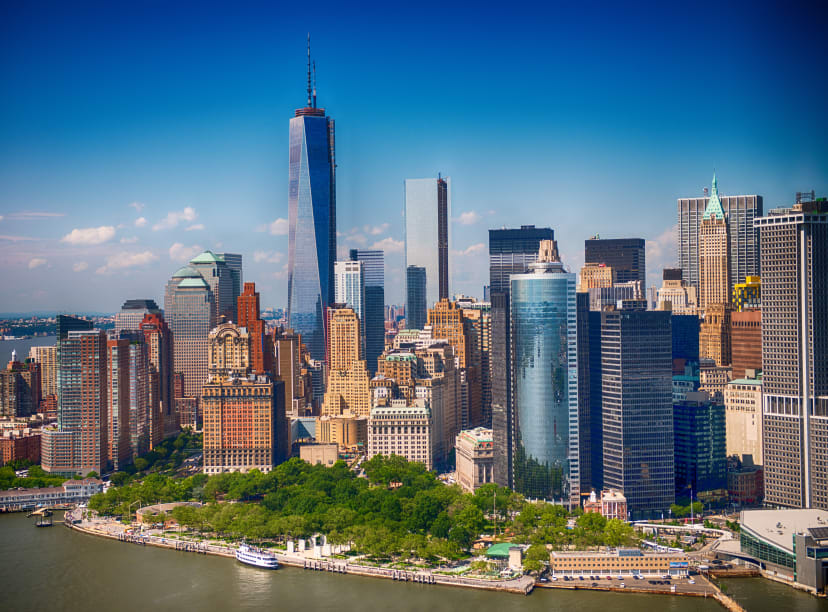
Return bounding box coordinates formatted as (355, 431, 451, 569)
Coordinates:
(510, 262, 578, 502)
(404, 177, 450, 309)
(287, 108, 336, 361)
(350, 249, 385, 376)
(406, 266, 427, 330)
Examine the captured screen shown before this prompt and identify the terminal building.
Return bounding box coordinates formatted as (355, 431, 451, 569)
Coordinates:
(738, 509, 828, 594)
(549, 549, 689, 577)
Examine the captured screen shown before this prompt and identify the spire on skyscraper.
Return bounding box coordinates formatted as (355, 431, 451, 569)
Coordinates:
(306, 33, 312, 108)
(703, 172, 725, 220)
(312, 60, 317, 109)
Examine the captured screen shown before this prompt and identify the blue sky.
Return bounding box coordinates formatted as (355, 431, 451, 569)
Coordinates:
(1, 1, 826, 313)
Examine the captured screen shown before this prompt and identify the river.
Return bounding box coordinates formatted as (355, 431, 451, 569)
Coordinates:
(0, 335, 57, 364)
(1, 514, 825, 611)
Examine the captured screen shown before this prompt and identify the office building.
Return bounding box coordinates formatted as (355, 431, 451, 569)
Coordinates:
(287, 44, 336, 362)
(730, 309, 762, 379)
(673, 392, 727, 497)
(139, 313, 176, 444)
(189, 251, 239, 323)
(575, 292, 596, 493)
(698, 175, 731, 310)
(220, 252, 243, 309)
(29, 345, 57, 399)
(455, 427, 494, 493)
(756, 197, 828, 510)
(404, 176, 450, 308)
(678, 175, 762, 295)
(724, 376, 763, 464)
(321, 307, 370, 417)
(1, 356, 40, 418)
(274, 328, 309, 418)
(456, 297, 492, 426)
(602, 305, 674, 516)
(405, 266, 427, 330)
(584, 237, 645, 286)
(368, 398, 434, 469)
(315, 414, 367, 451)
(699, 303, 732, 367)
(733, 276, 761, 311)
(237, 282, 270, 375)
(114, 299, 162, 334)
(578, 263, 615, 292)
(586, 281, 643, 311)
(656, 269, 698, 315)
(335, 260, 365, 323)
(42, 330, 108, 475)
(672, 314, 700, 364)
(510, 240, 579, 503)
(489, 225, 554, 487)
(202, 322, 283, 473)
(349, 249, 385, 376)
(587, 310, 604, 491)
(164, 264, 215, 399)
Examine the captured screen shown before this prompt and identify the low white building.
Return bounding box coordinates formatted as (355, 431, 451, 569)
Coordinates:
(368, 399, 434, 469)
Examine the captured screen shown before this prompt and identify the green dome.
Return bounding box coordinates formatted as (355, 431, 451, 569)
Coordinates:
(172, 266, 201, 278)
(189, 250, 223, 264)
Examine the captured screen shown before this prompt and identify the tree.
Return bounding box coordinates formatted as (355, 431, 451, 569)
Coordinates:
(523, 544, 548, 573)
(133, 457, 149, 472)
(85, 471, 99, 479)
(604, 519, 635, 547)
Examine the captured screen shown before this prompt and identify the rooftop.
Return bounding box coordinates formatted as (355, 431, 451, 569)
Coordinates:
(741, 509, 828, 554)
(189, 250, 224, 264)
(178, 277, 208, 289)
(171, 266, 201, 278)
(728, 378, 762, 386)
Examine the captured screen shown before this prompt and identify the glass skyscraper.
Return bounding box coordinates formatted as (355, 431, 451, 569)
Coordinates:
(287, 68, 336, 362)
(404, 176, 450, 309)
(350, 249, 385, 376)
(510, 241, 579, 504)
(406, 265, 427, 330)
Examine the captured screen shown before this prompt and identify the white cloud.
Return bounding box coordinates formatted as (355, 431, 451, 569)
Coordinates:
(28, 257, 47, 269)
(168, 242, 203, 262)
(272, 263, 289, 280)
(454, 242, 486, 256)
(185, 223, 205, 231)
(0, 215, 4, 222)
(646, 224, 678, 285)
(129, 202, 145, 212)
(73, 262, 88, 272)
(253, 250, 284, 264)
(369, 237, 404, 253)
(153, 206, 197, 231)
(258, 218, 289, 236)
(120, 236, 139, 244)
(134, 216, 147, 227)
(456, 211, 481, 225)
(96, 250, 158, 275)
(60, 226, 116, 246)
(364, 223, 390, 236)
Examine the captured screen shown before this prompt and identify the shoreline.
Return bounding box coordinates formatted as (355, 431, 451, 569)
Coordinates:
(63, 510, 744, 609)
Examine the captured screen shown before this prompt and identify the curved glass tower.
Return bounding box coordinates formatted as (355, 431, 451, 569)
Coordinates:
(287, 51, 336, 362)
(510, 242, 579, 503)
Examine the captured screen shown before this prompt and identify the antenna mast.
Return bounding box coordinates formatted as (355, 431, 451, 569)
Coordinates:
(306, 33, 312, 108)
(312, 60, 317, 108)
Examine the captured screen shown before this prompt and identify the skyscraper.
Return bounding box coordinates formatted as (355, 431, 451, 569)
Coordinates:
(756, 197, 828, 510)
(0, 357, 40, 418)
(673, 392, 727, 497)
(238, 282, 269, 375)
(584, 237, 646, 287)
(698, 175, 731, 309)
(164, 265, 215, 399)
(322, 306, 370, 418)
(139, 312, 175, 443)
(106, 335, 133, 471)
(42, 329, 108, 475)
(349, 249, 385, 376)
(404, 176, 450, 308)
(114, 299, 162, 334)
(406, 265, 427, 330)
(29, 345, 57, 399)
(678, 176, 762, 295)
(189, 251, 237, 322)
(335, 260, 365, 359)
(601, 305, 674, 516)
(510, 240, 579, 504)
(488, 225, 554, 487)
(287, 38, 336, 362)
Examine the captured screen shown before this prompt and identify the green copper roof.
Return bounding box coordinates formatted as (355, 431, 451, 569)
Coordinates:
(189, 250, 223, 264)
(178, 277, 208, 289)
(172, 266, 201, 278)
(702, 173, 725, 220)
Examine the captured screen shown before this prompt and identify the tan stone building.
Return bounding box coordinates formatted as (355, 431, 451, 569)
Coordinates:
(698, 175, 731, 311)
(315, 415, 367, 451)
(322, 307, 370, 417)
(455, 427, 494, 492)
(700, 303, 732, 366)
(368, 399, 434, 470)
(549, 550, 689, 577)
(724, 376, 763, 464)
(656, 269, 698, 315)
(699, 362, 732, 401)
(29, 345, 57, 398)
(299, 443, 339, 467)
(578, 262, 615, 293)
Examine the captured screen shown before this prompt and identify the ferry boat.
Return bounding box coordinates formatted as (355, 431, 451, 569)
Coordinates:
(236, 544, 279, 569)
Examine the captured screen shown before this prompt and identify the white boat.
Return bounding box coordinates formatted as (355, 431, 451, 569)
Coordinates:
(236, 544, 279, 569)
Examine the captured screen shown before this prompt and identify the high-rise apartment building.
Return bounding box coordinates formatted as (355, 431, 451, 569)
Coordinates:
(29, 345, 57, 399)
(488, 225, 554, 487)
(404, 176, 450, 308)
(601, 305, 674, 516)
(164, 265, 215, 399)
(202, 322, 283, 473)
(673, 392, 727, 497)
(0, 357, 40, 418)
(287, 43, 336, 362)
(698, 176, 731, 310)
(584, 237, 645, 287)
(756, 197, 828, 509)
(322, 307, 370, 417)
(510, 240, 579, 504)
(456, 297, 492, 427)
(139, 313, 175, 443)
(405, 266, 427, 330)
(237, 282, 270, 375)
(106, 335, 133, 471)
(349, 249, 385, 376)
(42, 330, 108, 475)
(114, 299, 162, 334)
(678, 175, 762, 295)
(274, 328, 308, 418)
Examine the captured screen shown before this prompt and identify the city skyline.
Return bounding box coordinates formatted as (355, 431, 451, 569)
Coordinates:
(2, 2, 827, 313)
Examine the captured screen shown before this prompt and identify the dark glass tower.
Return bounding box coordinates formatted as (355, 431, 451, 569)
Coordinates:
(406, 265, 427, 330)
(287, 39, 336, 361)
(350, 249, 385, 376)
(584, 237, 646, 286)
(673, 393, 727, 497)
(488, 225, 554, 487)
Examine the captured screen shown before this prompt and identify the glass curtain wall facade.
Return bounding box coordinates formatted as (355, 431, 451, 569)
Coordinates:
(287, 107, 336, 362)
(510, 263, 579, 503)
(584, 238, 646, 286)
(350, 249, 385, 376)
(406, 266, 427, 330)
(404, 177, 450, 309)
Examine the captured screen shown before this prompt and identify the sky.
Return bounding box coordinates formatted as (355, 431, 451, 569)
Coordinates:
(1, 1, 826, 314)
